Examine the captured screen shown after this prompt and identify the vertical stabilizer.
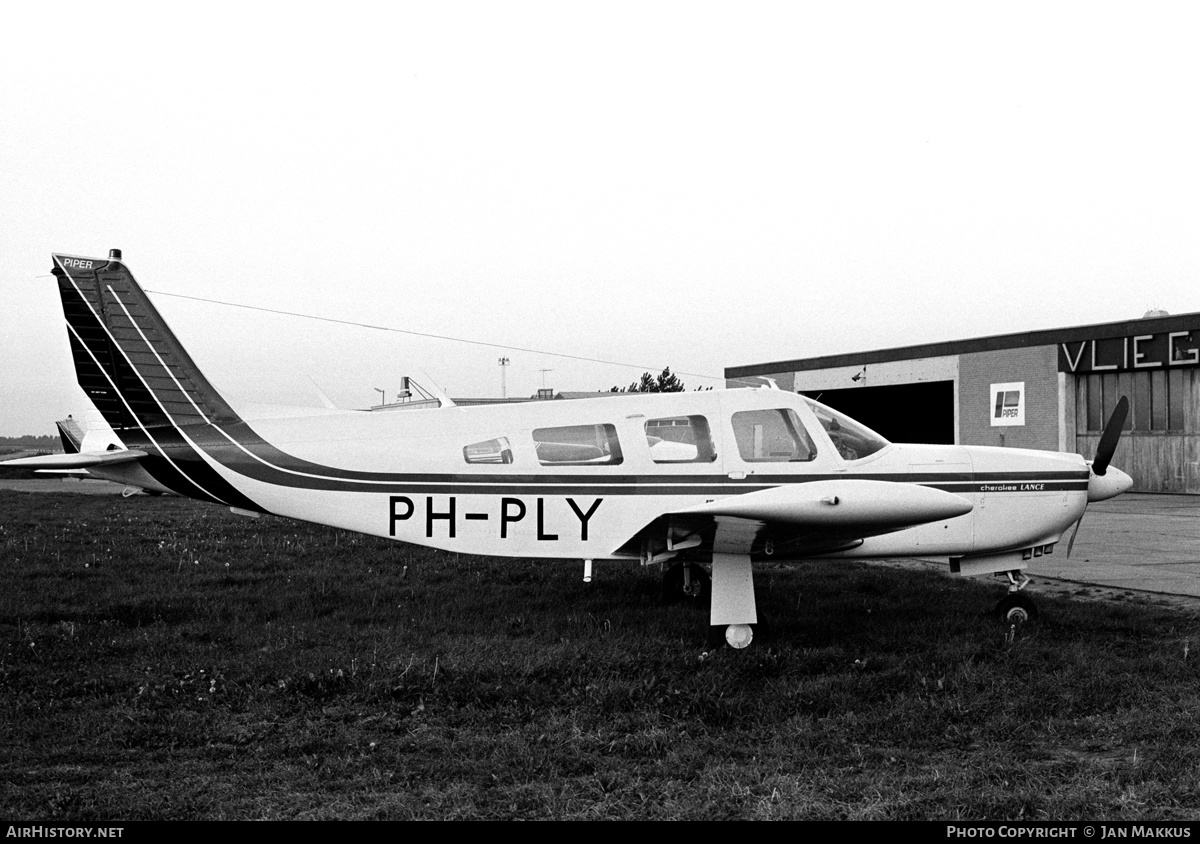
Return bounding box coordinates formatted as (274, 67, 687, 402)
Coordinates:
(55, 417, 85, 453)
(51, 251, 240, 434)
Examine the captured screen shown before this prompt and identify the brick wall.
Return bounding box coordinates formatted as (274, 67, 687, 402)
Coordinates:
(958, 346, 1060, 449)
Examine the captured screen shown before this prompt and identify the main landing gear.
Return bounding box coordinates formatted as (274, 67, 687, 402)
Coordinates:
(707, 622, 754, 650)
(661, 560, 757, 650)
(662, 562, 709, 603)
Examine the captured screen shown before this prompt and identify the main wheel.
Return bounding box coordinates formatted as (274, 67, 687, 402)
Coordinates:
(662, 562, 709, 604)
(994, 593, 1038, 625)
(725, 623, 754, 649)
(705, 623, 757, 650)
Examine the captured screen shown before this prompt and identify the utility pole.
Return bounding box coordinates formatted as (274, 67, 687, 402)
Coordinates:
(498, 357, 510, 398)
(537, 368, 555, 400)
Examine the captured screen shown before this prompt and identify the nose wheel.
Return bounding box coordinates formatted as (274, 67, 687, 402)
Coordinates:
(993, 593, 1038, 625)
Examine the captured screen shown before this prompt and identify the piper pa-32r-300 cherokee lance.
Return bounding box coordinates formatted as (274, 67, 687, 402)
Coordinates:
(5, 250, 1135, 649)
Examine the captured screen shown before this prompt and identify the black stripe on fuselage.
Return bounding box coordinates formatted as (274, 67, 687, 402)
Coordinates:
(135, 427, 267, 510)
(163, 418, 1089, 496)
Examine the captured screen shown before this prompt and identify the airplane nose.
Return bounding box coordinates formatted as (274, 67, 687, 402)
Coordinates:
(1088, 465, 1133, 502)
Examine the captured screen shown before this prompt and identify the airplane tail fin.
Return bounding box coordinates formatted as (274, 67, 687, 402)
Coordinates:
(51, 251, 241, 434)
(55, 417, 85, 453)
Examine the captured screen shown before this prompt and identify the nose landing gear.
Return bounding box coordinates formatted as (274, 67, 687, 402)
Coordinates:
(993, 570, 1038, 625)
(994, 592, 1038, 625)
(989, 566, 1039, 627)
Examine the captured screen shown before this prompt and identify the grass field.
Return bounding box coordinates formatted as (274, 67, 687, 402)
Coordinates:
(3, 488, 1200, 820)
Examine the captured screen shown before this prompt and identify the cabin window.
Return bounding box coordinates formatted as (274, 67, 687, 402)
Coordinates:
(731, 409, 817, 462)
(644, 416, 717, 463)
(463, 437, 514, 464)
(804, 399, 890, 460)
(532, 424, 623, 466)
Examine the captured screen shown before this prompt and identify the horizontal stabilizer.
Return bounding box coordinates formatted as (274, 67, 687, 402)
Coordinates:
(673, 480, 973, 530)
(0, 450, 148, 470)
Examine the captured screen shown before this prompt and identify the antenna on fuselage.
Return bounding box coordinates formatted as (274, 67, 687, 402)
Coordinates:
(413, 369, 457, 408)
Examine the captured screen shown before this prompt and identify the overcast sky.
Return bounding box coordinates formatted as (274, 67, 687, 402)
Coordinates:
(2, 3, 1196, 437)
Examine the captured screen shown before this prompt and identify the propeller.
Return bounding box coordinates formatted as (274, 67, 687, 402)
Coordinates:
(1091, 396, 1128, 477)
(1068, 396, 1133, 556)
(1066, 513, 1085, 557)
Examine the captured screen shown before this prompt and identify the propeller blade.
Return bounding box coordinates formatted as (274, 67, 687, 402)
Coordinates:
(1066, 514, 1084, 557)
(1075, 396, 1131, 549)
(1092, 396, 1129, 476)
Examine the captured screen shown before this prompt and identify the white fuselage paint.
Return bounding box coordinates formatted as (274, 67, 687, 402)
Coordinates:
(186, 388, 1090, 562)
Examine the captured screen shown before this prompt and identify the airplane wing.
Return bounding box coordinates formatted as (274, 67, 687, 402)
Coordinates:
(615, 479, 974, 561)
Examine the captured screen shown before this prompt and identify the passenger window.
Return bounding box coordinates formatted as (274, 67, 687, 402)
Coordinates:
(644, 416, 717, 463)
(731, 409, 816, 462)
(532, 424, 623, 466)
(463, 437, 514, 464)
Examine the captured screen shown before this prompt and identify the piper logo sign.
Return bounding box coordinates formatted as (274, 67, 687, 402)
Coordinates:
(990, 382, 1025, 427)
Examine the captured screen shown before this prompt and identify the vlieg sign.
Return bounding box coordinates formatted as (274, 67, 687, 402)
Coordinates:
(1059, 332, 1199, 373)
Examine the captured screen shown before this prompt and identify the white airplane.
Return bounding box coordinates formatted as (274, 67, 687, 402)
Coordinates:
(4, 250, 1134, 649)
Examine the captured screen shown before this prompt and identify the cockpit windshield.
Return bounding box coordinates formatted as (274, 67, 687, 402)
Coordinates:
(803, 399, 890, 461)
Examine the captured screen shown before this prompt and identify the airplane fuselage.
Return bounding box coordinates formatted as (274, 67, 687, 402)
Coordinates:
(99, 387, 1090, 565)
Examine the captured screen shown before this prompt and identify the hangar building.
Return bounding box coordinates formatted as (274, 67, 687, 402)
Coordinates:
(725, 312, 1200, 494)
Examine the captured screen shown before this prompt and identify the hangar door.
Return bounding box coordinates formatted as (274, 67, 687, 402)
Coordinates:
(1075, 370, 1200, 493)
(802, 381, 955, 445)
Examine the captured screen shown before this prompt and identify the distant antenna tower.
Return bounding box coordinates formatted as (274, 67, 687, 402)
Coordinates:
(539, 368, 554, 389)
(498, 357, 510, 398)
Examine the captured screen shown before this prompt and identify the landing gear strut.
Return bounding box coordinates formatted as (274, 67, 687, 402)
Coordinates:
(662, 562, 709, 603)
(708, 550, 758, 650)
